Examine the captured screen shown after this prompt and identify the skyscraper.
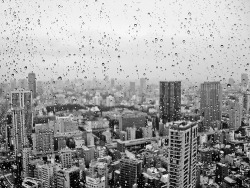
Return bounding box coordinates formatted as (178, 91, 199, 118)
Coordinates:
(10, 78, 17, 91)
(11, 90, 33, 155)
(243, 92, 250, 114)
(168, 121, 198, 188)
(28, 72, 36, 99)
(120, 158, 142, 188)
(159, 81, 181, 123)
(33, 124, 54, 154)
(130, 82, 136, 94)
(140, 78, 146, 94)
(12, 153, 23, 187)
(22, 147, 31, 178)
(41, 164, 54, 188)
(60, 147, 73, 169)
(200, 82, 222, 130)
(241, 73, 248, 88)
(228, 100, 242, 129)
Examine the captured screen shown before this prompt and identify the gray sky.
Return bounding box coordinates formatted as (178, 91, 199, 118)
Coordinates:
(0, 0, 250, 83)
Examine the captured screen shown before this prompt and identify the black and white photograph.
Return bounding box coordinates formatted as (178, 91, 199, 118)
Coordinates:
(0, 0, 250, 187)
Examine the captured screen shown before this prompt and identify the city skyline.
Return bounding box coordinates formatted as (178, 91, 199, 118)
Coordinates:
(1, 0, 250, 187)
(0, 0, 249, 83)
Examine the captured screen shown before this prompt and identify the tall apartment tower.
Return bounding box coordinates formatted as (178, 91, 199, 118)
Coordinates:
(11, 90, 33, 155)
(200, 82, 222, 130)
(10, 78, 17, 91)
(120, 158, 142, 188)
(243, 92, 250, 114)
(130, 82, 136, 94)
(168, 121, 198, 188)
(41, 164, 54, 188)
(60, 147, 73, 169)
(22, 147, 31, 178)
(159, 81, 181, 123)
(228, 100, 242, 129)
(140, 78, 146, 94)
(28, 72, 36, 99)
(241, 73, 249, 88)
(33, 124, 54, 154)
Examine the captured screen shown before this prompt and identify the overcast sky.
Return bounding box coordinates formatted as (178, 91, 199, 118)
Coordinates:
(0, 0, 249, 83)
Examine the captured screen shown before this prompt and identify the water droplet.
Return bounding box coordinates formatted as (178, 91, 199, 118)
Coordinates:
(58, 76, 62, 80)
(227, 84, 231, 87)
(24, 66, 27, 70)
(211, 65, 214, 68)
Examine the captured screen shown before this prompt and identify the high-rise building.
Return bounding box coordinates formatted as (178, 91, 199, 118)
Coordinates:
(86, 130, 95, 147)
(200, 82, 222, 130)
(56, 166, 80, 188)
(89, 160, 109, 187)
(159, 81, 181, 123)
(18, 79, 28, 90)
(54, 135, 67, 151)
(119, 113, 147, 131)
(11, 90, 33, 155)
(106, 95, 115, 107)
(140, 78, 146, 94)
(54, 116, 78, 133)
(243, 92, 250, 114)
(60, 147, 73, 169)
(33, 123, 54, 154)
(126, 127, 136, 140)
(168, 121, 198, 188)
(241, 73, 248, 88)
(28, 159, 44, 178)
(81, 146, 95, 167)
(22, 147, 31, 178)
(228, 100, 242, 129)
(12, 153, 23, 187)
(142, 125, 153, 138)
(28, 72, 36, 99)
(120, 158, 142, 188)
(41, 164, 54, 188)
(130, 82, 136, 94)
(10, 78, 17, 91)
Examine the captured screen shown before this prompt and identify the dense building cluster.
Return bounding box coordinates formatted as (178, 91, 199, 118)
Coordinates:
(0, 73, 250, 188)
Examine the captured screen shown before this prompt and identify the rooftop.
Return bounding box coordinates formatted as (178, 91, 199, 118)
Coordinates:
(169, 121, 197, 131)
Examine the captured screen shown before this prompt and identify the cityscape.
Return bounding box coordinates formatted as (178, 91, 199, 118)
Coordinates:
(1, 73, 250, 188)
(0, 0, 250, 188)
